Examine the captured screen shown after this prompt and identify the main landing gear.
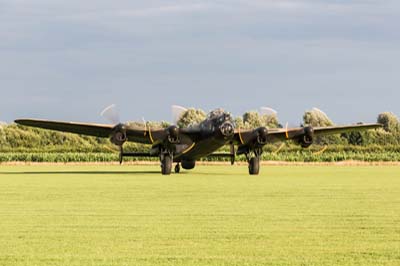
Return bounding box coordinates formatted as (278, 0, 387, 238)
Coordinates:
(161, 154, 173, 175)
(246, 148, 262, 175)
(160, 153, 181, 175)
(248, 157, 260, 175)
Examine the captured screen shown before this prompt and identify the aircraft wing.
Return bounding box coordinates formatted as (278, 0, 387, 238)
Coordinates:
(14, 119, 198, 145)
(235, 123, 382, 144)
(311, 123, 382, 136)
(15, 119, 114, 138)
(271, 123, 382, 141)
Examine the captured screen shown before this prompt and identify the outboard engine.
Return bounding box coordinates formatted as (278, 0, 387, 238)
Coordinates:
(298, 126, 314, 148)
(110, 124, 127, 146)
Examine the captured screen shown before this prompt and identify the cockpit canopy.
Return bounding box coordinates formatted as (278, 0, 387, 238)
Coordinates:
(198, 109, 235, 133)
(207, 109, 233, 123)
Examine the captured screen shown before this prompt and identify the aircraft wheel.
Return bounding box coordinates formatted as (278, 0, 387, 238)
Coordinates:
(175, 164, 180, 174)
(161, 155, 172, 175)
(248, 157, 260, 175)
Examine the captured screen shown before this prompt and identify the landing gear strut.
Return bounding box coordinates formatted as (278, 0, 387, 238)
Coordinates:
(246, 148, 262, 175)
(175, 163, 181, 174)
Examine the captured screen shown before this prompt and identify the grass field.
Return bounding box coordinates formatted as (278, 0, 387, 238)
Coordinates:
(0, 165, 399, 266)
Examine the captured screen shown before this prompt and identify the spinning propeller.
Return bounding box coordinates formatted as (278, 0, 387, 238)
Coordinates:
(100, 104, 126, 164)
(100, 104, 190, 164)
(171, 105, 188, 126)
(100, 104, 121, 125)
(259, 107, 278, 116)
(259, 107, 327, 154)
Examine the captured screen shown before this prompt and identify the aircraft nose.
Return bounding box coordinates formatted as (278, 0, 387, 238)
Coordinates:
(220, 121, 235, 137)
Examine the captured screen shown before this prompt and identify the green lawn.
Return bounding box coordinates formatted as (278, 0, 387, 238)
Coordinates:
(0, 165, 399, 266)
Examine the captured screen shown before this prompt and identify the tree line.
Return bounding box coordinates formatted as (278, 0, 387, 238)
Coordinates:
(0, 109, 399, 154)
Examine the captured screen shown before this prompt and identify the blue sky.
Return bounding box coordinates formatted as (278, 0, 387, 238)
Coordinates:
(1, 0, 399, 125)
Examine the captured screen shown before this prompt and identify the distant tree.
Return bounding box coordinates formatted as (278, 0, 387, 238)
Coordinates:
(127, 121, 170, 129)
(242, 111, 280, 129)
(262, 114, 279, 128)
(0, 124, 6, 147)
(148, 121, 170, 129)
(341, 112, 400, 146)
(243, 111, 262, 128)
(234, 116, 244, 129)
(177, 108, 206, 128)
(160, 121, 171, 128)
(377, 112, 400, 133)
(303, 108, 334, 127)
(127, 121, 146, 128)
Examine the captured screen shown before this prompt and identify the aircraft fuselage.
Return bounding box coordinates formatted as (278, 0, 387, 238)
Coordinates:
(174, 109, 235, 163)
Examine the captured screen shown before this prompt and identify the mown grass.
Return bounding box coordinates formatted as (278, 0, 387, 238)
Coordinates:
(0, 165, 399, 266)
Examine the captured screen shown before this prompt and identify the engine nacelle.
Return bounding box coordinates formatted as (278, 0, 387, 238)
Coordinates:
(182, 160, 196, 170)
(297, 126, 314, 148)
(220, 121, 235, 137)
(110, 124, 127, 146)
(256, 127, 268, 145)
(167, 125, 179, 143)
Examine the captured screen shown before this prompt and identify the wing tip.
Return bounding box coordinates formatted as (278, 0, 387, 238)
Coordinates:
(14, 119, 27, 124)
(14, 119, 39, 125)
(366, 123, 383, 128)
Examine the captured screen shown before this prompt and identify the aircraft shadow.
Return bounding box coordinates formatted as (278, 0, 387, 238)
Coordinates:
(0, 171, 168, 175)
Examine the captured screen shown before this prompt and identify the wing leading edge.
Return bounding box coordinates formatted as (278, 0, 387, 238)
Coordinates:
(15, 119, 114, 138)
(274, 123, 382, 141)
(234, 123, 382, 144)
(14, 119, 201, 145)
(15, 119, 156, 144)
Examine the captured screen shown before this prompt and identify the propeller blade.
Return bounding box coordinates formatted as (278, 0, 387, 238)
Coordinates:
(100, 104, 120, 125)
(285, 122, 289, 139)
(142, 117, 148, 132)
(313, 145, 328, 155)
(284, 121, 304, 139)
(260, 107, 278, 116)
(273, 143, 285, 154)
(171, 105, 187, 125)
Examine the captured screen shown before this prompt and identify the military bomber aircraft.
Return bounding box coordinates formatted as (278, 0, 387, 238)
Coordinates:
(15, 107, 381, 175)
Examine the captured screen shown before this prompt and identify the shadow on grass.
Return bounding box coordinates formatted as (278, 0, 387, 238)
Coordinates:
(0, 170, 177, 175)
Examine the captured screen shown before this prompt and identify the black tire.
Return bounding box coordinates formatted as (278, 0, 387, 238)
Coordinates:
(249, 157, 260, 175)
(161, 155, 172, 175)
(174, 164, 180, 174)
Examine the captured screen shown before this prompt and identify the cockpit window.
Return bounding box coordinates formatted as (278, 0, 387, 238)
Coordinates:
(207, 109, 225, 120)
(200, 109, 235, 131)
